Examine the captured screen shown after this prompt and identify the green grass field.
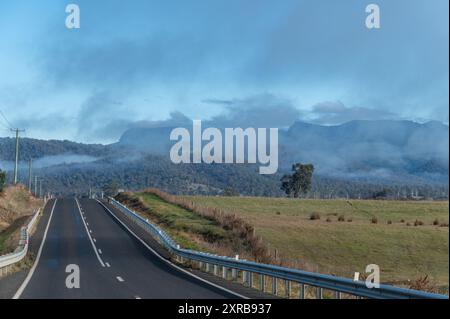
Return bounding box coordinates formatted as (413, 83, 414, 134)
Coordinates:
(182, 196, 449, 291)
(132, 193, 236, 253)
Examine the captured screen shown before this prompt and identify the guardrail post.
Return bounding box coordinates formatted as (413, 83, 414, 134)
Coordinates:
(176, 245, 182, 263)
(272, 277, 277, 295)
(334, 291, 341, 299)
(222, 266, 228, 280)
(316, 287, 323, 299)
(214, 265, 219, 276)
(231, 255, 239, 281)
(242, 271, 248, 285)
(285, 280, 291, 298)
(260, 275, 265, 292)
(206, 263, 211, 273)
(248, 272, 253, 288)
(300, 283, 305, 299)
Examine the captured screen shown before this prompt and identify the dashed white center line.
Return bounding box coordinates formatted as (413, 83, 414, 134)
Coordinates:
(93, 238, 96, 243)
(86, 222, 89, 226)
(98, 249, 102, 254)
(105, 262, 111, 267)
(89, 230, 92, 233)
(75, 199, 105, 267)
(135, 296, 141, 299)
(116, 276, 124, 282)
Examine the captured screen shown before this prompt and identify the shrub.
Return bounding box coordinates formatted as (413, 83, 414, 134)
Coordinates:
(338, 215, 345, 222)
(414, 220, 424, 227)
(310, 212, 321, 220)
(409, 275, 437, 293)
(400, 219, 405, 223)
(347, 218, 353, 222)
(387, 220, 392, 225)
(406, 222, 411, 226)
(440, 223, 449, 227)
(0, 170, 6, 193)
(326, 217, 332, 223)
(276, 211, 281, 215)
(433, 219, 440, 226)
(371, 217, 378, 224)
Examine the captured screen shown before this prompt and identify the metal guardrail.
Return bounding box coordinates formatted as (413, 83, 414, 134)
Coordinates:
(0, 208, 40, 272)
(108, 197, 448, 299)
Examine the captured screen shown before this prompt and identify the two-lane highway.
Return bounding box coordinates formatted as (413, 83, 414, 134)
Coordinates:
(16, 198, 243, 299)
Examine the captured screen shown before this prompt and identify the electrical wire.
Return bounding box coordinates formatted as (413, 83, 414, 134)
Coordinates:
(0, 108, 13, 129)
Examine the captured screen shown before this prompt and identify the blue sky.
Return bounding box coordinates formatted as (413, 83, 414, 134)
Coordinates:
(0, 0, 448, 143)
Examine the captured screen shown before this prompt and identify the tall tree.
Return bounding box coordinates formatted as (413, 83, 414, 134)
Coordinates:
(104, 180, 120, 197)
(281, 163, 314, 198)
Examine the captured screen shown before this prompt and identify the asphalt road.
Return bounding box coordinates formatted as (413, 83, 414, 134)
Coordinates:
(17, 198, 242, 299)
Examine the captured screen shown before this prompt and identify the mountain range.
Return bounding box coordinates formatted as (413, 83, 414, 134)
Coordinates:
(0, 120, 448, 197)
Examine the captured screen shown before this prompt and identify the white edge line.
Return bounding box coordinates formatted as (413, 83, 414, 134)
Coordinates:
(96, 200, 249, 299)
(76, 198, 105, 267)
(13, 199, 58, 299)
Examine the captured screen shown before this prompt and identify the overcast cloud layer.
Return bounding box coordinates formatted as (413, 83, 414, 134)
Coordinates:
(0, 0, 448, 143)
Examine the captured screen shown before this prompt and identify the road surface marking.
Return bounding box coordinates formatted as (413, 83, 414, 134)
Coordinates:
(93, 238, 96, 243)
(116, 276, 124, 282)
(86, 222, 89, 226)
(135, 296, 141, 299)
(105, 262, 111, 267)
(13, 199, 58, 299)
(98, 249, 102, 254)
(76, 198, 105, 267)
(96, 200, 248, 299)
(89, 230, 92, 233)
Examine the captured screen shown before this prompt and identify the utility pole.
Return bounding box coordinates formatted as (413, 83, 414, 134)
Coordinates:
(34, 176, 38, 197)
(11, 128, 25, 185)
(28, 159, 32, 192)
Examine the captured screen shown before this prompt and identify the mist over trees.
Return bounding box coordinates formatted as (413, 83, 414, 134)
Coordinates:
(1, 120, 448, 200)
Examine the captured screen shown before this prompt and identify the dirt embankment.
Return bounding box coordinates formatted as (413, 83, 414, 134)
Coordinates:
(0, 185, 42, 254)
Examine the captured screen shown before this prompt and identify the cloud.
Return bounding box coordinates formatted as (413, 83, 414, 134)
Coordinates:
(204, 94, 302, 128)
(310, 101, 399, 125)
(128, 111, 192, 129)
(2, 0, 448, 143)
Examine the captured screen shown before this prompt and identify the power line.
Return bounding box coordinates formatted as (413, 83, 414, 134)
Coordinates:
(0, 108, 13, 129)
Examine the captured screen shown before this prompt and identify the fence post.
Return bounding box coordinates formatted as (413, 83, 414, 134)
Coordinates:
(248, 272, 253, 288)
(335, 291, 341, 299)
